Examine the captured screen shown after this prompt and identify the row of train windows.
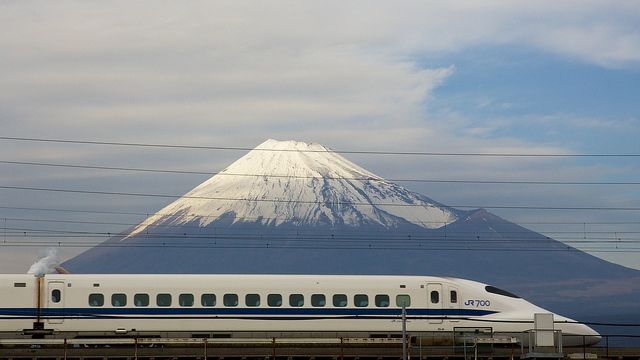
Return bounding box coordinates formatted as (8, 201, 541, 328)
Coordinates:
(88, 293, 413, 308)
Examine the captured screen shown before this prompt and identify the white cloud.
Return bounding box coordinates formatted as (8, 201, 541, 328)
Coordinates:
(2, 1, 638, 141)
(0, 1, 639, 270)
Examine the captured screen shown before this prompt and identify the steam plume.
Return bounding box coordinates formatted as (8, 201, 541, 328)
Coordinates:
(27, 248, 60, 275)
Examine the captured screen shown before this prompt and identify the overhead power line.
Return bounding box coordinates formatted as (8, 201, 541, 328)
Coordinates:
(1, 240, 638, 253)
(0, 160, 212, 175)
(0, 206, 640, 240)
(2, 159, 639, 186)
(3, 216, 639, 236)
(3, 206, 640, 227)
(2, 136, 639, 157)
(2, 184, 640, 211)
(5, 228, 640, 245)
(3, 225, 640, 251)
(6, 223, 640, 239)
(0, 206, 147, 217)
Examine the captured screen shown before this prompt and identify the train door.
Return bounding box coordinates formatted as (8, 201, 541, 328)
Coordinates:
(426, 283, 443, 324)
(448, 285, 460, 323)
(46, 281, 65, 324)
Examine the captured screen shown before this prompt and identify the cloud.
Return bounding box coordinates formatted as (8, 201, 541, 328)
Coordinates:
(0, 1, 639, 270)
(2, 1, 638, 141)
(532, 114, 638, 129)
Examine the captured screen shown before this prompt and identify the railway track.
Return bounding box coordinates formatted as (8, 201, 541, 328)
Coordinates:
(1, 337, 638, 360)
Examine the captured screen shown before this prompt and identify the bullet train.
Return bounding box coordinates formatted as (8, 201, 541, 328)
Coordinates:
(0, 274, 600, 346)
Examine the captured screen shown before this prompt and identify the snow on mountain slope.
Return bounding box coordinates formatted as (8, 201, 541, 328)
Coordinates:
(127, 139, 458, 237)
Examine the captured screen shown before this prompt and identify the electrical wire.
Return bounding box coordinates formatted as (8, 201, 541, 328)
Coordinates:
(5, 225, 640, 240)
(4, 225, 640, 254)
(1, 240, 638, 252)
(2, 136, 639, 157)
(3, 218, 640, 238)
(2, 185, 639, 211)
(2, 205, 638, 226)
(2, 159, 639, 186)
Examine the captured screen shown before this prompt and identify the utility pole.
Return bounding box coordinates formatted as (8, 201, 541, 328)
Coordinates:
(402, 305, 407, 360)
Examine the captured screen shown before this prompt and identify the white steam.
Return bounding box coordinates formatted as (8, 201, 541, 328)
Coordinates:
(27, 248, 60, 275)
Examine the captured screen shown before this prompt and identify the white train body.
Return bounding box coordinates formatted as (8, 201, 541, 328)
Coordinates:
(0, 274, 600, 346)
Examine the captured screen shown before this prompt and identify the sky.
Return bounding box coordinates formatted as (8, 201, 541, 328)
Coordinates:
(0, 1, 639, 272)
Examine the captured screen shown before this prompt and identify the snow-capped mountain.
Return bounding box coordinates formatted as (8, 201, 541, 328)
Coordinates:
(127, 139, 458, 237)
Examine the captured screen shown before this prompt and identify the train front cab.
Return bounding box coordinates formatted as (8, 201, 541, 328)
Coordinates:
(425, 282, 461, 324)
(409, 281, 464, 346)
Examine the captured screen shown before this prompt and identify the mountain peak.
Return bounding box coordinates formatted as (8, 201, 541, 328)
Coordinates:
(220, 138, 375, 180)
(255, 139, 329, 152)
(126, 139, 459, 237)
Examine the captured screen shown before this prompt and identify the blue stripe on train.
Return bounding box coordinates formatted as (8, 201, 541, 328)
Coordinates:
(0, 307, 496, 318)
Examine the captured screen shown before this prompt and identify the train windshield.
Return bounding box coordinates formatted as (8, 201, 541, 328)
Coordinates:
(485, 285, 520, 298)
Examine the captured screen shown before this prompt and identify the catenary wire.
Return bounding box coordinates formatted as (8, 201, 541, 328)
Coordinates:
(2, 159, 639, 186)
(5, 225, 640, 240)
(2, 206, 640, 226)
(2, 185, 640, 211)
(0, 206, 640, 226)
(4, 227, 640, 247)
(2, 136, 640, 157)
(5, 236, 640, 249)
(3, 217, 640, 238)
(1, 241, 638, 252)
(3, 230, 640, 251)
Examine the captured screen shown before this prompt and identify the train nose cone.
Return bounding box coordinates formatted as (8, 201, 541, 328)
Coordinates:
(581, 324, 602, 346)
(566, 323, 601, 346)
(559, 322, 601, 346)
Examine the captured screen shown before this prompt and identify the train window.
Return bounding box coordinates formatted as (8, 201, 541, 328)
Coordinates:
(354, 294, 369, 307)
(201, 294, 216, 307)
(134, 294, 149, 307)
(430, 291, 440, 304)
(112, 293, 127, 307)
(179, 294, 194, 307)
(157, 293, 172, 307)
(375, 294, 390, 307)
(289, 294, 304, 307)
(485, 286, 520, 298)
(268, 294, 282, 307)
(224, 294, 238, 307)
(246, 294, 260, 307)
(450, 290, 458, 303)
(51, 289, 61, 303)
(89, 293, 104, 307)
(311, 294, 326, 307)
(333, 294, 347, 307)
(396, 294, 411, 307)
